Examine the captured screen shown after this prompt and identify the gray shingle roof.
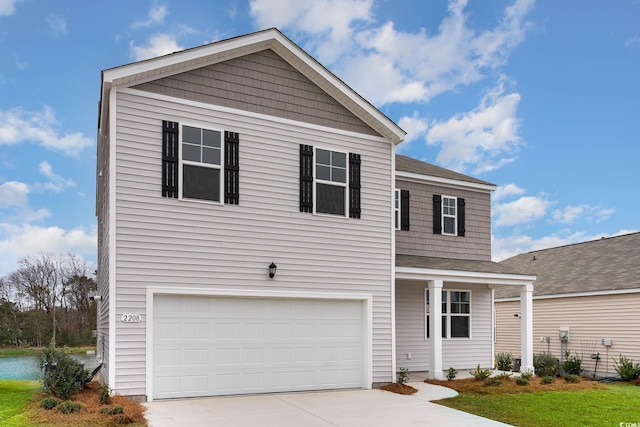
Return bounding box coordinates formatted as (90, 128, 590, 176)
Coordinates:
(395, 154, 494, 187)
(396, 254, 530, 276)
(495, 232, 640, 299)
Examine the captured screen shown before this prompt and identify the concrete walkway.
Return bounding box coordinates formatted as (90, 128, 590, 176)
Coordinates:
(144, 382, 512, 427)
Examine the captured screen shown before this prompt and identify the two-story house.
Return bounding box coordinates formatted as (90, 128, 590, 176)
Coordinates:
(96, 28, 534, 402)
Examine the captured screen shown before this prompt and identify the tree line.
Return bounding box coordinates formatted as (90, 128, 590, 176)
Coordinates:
(0, 253, 97, 348)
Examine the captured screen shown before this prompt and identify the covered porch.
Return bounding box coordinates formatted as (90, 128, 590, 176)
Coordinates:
(395, 255, 536, 380)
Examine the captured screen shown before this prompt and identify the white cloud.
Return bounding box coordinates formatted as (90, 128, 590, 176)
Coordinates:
(132, 4, 168, 29)
(595, 208, 614, 222)
(0, 223, 96, 276)
(0, 181, 29, 207)
(0, 106, 93, 156)
(493, 183, 525, 202)
(129, 33, 185, 61)
(38, 161, 76, 193)
(396, 113, 428, 153)
(493, 195, 549, 227)
(0, 0, 20, 16)
(426, 82, 522, 173)
(46, 13, 67, 36)
(625, 35, 640, 48)
(552, 205, 587, 224)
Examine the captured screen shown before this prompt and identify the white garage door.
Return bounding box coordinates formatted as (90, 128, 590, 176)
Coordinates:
(153, 294, 365, 399)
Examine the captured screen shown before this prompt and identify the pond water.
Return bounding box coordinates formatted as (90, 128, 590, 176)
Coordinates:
(0, 353, 101, 380)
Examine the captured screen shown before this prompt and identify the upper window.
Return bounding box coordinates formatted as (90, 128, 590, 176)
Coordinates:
(394, 189, 401, 230)
(425, 289, 471, 339)
(442, 196, 457, 235)
(315, 148, 347, 216)
(180, 125, 222, 203)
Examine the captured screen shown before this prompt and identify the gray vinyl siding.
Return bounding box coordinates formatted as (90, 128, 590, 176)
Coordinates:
(132, 49, 379, 138)
(395, 280, 493, 371)
(96, 131, 110, 385)
(495, 293, 640, 377)
(111, 88, 393, 396)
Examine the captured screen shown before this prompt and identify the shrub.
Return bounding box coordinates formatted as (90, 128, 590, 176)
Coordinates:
(541, 376, 555, 384)
(100, 385, 111, 405)
(57, 401, 82, 414)
(39, 343, 88, 400)
(533, 353, 558, 377)
(495, 352, 514, 371)
(564, 374, 581, 383)
(485, 378, 502, 387)
(397, 368, 410, 385)
(447, 367, 457, 381)
(614, 355, 640, 381)
(101, 405, 124, 415)
(562, 352, 583, 375)
(496, 372, 512, 380)
(515, 377, 529, 386)
(40, 397, 60, 410)
(469, 364, 492, 380)
(520, 369, 534, 381)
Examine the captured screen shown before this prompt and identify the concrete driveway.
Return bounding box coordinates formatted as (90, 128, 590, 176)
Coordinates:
(144, 382, 512, 427)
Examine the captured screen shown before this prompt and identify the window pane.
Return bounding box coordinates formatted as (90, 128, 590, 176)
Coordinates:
(444, 217, 455, 234)
(395, 191, 399, 208)
(316, 165, 331, 181)
(442, 291, 447, 314)
(182, 143, 201, 162)
(316, 149, 331, 165)
(202, 129, 220, 148)
(332, 151, 346, 168)
(451, 316, 470, 338)
(183, 164, 220, 202)
(442, 315, 447, 338)
(332, 167, 346, 183)
(316, 183, 345, 215)
(426, 315, 430, 339)
(202, 147, 220, 165)
(183, 126, 201, 144)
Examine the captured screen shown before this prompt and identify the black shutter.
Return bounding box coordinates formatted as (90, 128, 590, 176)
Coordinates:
(349, 153, 361, 219)
(433, 194, 442, 234)
(224, 131, 239, 205)
(300, 144, 313, 212)
(400, 190, 410, 230)
(457, 197, 465, 236)
(162, 120, 178, 198)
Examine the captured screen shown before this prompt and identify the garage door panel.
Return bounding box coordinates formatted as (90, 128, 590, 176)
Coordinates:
(153, 295, 365, 399)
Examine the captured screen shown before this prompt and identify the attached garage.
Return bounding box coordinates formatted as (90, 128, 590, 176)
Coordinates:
(151, 293, 368, 400)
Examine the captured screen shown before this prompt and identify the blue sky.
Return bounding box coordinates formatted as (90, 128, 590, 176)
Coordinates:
(0, 0, 638, 275)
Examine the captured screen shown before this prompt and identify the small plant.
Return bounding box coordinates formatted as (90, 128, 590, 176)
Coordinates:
(541, 376, 555, 384)
(515, 377, 529, 386)
(485, 378, 502, 387)
(496, 372, 512, 380)
(469, 364, 492, 380)
(447, 367, 457, 381)
(564, 374, 581, 383)
(397, 367, 410, 385)
(562, 352, 583, 375)
(99, 384, 111, 405)
(57, 401, 82, 414)
(495, 352, 514, 371)
(519, 369, 534, 381)
(39, 343, 89, 400)
(533, 353, 559, 377)
(101, 405, 124, 415)
(614, 355, 640, 381)
(40, 397, 60, 410)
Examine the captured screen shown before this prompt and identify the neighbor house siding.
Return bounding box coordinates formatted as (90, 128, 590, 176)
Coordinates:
(132, 49, 379, 138)
(111, 88, 394, 396)
(495, 293, 640, 377)
(395, 179, 491, 261)
(395, 280, 493, 371)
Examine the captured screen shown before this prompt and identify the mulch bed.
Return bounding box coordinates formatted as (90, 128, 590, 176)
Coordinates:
(380, 382, 418, 395)
(425, 376, 608, 395)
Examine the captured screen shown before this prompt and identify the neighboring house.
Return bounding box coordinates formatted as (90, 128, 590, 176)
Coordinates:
(96, 28, 535, 402)
(495, 232, 640, 378)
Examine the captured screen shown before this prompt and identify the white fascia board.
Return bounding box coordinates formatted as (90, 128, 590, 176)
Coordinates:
(395, 170, 496, 192)
(396, 266, 536, 286)
(495, 287, 640, 302)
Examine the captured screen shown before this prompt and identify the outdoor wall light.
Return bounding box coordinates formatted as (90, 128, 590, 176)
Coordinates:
(268, 262, 277, 278)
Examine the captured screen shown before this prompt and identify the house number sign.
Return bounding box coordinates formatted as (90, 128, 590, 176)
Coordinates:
(121, 314, 142, 323)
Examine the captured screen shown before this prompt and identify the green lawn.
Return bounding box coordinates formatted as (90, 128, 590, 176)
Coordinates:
(435, 383, 640, 427)
(0, 346, 95, 357)
(0, 380, 40, 426)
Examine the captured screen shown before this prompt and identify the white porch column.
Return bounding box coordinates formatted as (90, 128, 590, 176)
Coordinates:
(520, 283, 534, 374)
(428, 279, 444, 380)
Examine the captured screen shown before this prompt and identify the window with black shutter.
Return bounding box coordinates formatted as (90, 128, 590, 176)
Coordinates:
(349, 153, 361, 219)
(400, 189, 410, 230)
(433, 194, 465, 236)
(224, 131, 239, 204)
(299, 144, 313, 212)
(433, 194, 442, 234)
(457, 198, 465, 236)
(162, 121, 178, 198)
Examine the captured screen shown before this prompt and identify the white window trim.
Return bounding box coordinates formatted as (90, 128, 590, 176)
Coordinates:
(394, 189, 401, 230)
(442, 195, 457, 236)
(313, 146, 348, 218)
(178, 123, 224, 204)
(424, 288, 472, 340)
